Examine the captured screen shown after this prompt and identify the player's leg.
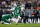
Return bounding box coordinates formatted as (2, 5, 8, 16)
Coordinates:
(18, 15, 22, 23)
(15, 16, 18, 24)
(11, 16, 18, 24)
(1, 18, 6, 24)
(5, 20, 11, 23)
(16, 20, 18, 25)
(18, 14, 21, 19)
(4, 20, 11, 24)
(2, 19, 11, 24)
(15, 15, 21, 24)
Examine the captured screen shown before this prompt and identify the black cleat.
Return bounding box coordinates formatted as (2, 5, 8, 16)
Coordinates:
(2, 22, 4, 24)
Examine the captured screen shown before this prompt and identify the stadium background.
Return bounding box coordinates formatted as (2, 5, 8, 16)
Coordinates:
(0, 0, 40, 27)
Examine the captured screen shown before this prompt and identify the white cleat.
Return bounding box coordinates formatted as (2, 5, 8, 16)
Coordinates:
(4, 22, 9, 24)
(4, 23, 9, 24)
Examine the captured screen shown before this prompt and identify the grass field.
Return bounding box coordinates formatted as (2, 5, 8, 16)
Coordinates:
(0, 23, 40, 27)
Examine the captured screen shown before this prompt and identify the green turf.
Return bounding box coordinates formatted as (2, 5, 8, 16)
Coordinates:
(0, 23, 40, 27)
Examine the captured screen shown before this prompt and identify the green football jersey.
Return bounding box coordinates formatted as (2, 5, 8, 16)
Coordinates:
(14, 7, 21, 14)
(2, 14, 12, 20)
(14, 6, 21, 18)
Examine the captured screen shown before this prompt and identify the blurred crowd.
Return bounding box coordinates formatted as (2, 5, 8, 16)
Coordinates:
(0, 0, 40, 14)
(0, 0, 40, 23)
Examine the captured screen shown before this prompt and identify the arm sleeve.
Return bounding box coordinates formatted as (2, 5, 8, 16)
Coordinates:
(9, 15, 12, 19)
